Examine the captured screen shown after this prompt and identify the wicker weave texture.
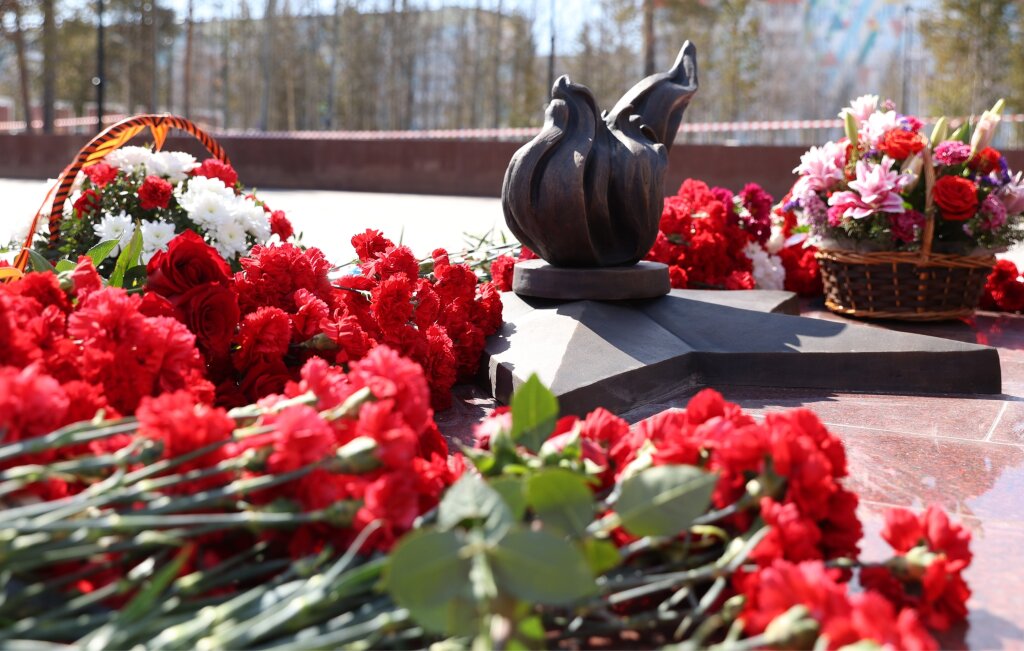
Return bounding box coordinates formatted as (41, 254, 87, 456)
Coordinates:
(817, 252, 994, 320)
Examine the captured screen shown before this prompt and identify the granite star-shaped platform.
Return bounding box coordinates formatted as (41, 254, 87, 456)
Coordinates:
(479, 289, 1002, 415)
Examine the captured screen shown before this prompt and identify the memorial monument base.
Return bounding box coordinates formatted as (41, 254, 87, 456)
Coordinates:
(480, 289, 1002, 416)
(512, 260, 671, 300)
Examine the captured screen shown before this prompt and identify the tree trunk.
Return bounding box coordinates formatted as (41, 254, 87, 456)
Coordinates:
(41, 0, 56, 132)
(4, 1, 34, 133)
(258, 0, 277, 130)
(183, 0, 194, 117)
(642, 0, 655, 76)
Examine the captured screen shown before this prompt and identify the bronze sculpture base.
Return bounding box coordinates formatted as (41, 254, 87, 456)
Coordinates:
(512, 260, 670, 300)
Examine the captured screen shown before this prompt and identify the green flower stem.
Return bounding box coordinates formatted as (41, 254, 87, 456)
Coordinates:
(149, 568, 307, 650)
(204, 523, 381, 648)
(251, 602, 411, 651)
(0, 419, 139, 463)
(10, 507, 347, 535)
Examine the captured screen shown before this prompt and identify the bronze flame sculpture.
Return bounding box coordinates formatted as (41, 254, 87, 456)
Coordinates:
(502, 42, 698, 268)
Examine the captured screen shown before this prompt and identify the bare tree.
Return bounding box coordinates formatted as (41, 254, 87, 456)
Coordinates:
(0, 0, 34, 133)
(41, 0, 56, 132)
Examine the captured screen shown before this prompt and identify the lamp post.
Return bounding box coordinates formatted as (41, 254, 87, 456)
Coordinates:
(546, 0, 555, 92)
(94, 0, 105, 131)
(900, 4, 911, 113)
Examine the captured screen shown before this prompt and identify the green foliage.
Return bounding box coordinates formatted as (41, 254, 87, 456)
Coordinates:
(108, 226, 145, 289)
(614, 464, 718, 538)
(509, 374, 559, 452)
(524, 468, 594, 537)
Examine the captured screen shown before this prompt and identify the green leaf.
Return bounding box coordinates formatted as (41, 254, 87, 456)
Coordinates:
(613, 464, 718, 538)
(54, 259, 76, 272)
(23, 248, 55, 274)
(384, 529, 473, 634)
(438, 473, 514, 541)
(85, 239, 120, 266)
(509, 374, 559, 452)
(951, 122, 970, 143)
(109, 226, 143, 288)
(525, 468, 594, 538)
(489, 476, 527, 520)
(581, 538, 621, 575)
(488, 528, 596, 605)
(123, 264, 149, 289)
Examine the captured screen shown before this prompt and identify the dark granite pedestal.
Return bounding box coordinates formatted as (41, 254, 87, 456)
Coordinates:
(479, 289, 1002, 416)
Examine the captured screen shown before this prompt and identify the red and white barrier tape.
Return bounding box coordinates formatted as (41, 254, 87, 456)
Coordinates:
(4, 114, 1024, 138)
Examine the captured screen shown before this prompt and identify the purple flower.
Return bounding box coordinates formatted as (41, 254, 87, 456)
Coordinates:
(979, 194, 1008, 231)
(998, 171, 1024, 214)
(934, 141, 971, 166)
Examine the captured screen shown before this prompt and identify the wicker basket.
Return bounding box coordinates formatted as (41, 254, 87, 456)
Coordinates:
(12, 114, 230, 275)
(815, 149, 996, 321)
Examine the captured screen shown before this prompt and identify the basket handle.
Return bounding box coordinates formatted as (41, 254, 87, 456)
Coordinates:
(14, 114, 231, 273)
(919, 145, 936, 263)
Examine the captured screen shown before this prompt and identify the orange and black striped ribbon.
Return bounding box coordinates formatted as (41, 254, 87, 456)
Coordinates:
(12, 114, 230, 275)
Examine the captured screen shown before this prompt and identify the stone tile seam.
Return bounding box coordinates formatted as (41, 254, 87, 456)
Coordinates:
(984, 402, 1010, 442)
(746, 412, 1024, 447)
(858, 498, 1024, 530)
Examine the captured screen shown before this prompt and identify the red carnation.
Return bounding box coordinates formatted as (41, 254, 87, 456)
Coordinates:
(136, 390, 234, 492)
(932, 176, 979, 222)
(879, 128, 925, 160)
(489, 255, 516, 292)
(73, 189, 101, 217)
(147, 231, 232, 296)
(968, 146, 1002, 175)
(352, 229, 392, 262)
(192, 158, 239, 188)
(233, 306, 292, 370)
(82, 162, 118, 188)
(269, 210, 294, 240)
(137, 175, 173, 211)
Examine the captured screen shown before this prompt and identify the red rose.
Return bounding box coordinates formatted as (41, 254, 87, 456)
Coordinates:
(968, 146, 1002, 175)
(147, 231, 232, 295)
(83, 162, 118, 188)
(176, 283, 240, 358)
(879, 129, 925, 160)
(192, 158, 239, 188)
(932, 176, 979, 221)
(73, 189, 101, 217)
(269, 210, 294, 240)
(137, 175, 173, 211)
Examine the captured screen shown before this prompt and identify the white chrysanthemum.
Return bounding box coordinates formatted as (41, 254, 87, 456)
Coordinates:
(232, 196, 271, 241)
(744, 242, 785, 290)
(213, 219, 249, 259)
(104, 146, 153, 173)
(179, 174, 235, 200)
(140, 220, 178, 263)
(147, 151, 198, 184)
(93, 211, 136, 257)
(766, 225, 786, 255)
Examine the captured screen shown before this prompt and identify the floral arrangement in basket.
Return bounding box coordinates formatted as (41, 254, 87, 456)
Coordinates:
(785, 95, 1024, 319)
(50, 146, 292, 266)
(14, 115, 293, 281)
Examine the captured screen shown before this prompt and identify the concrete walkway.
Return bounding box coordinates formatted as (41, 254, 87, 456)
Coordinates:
(0, 178, 511, 265)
